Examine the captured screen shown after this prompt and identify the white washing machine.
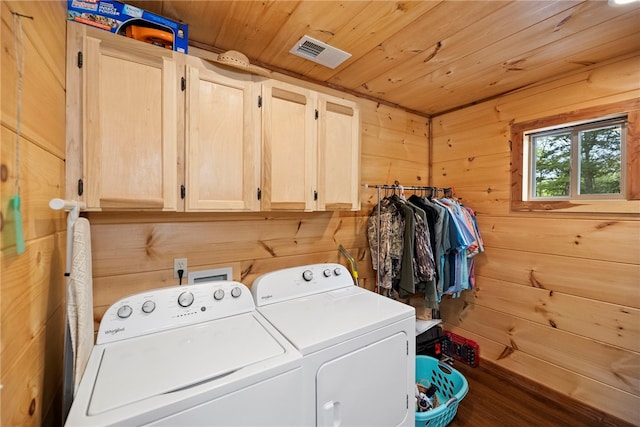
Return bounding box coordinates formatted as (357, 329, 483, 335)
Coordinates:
(65, 280, 304, 426)
(251, 263, 416, 427)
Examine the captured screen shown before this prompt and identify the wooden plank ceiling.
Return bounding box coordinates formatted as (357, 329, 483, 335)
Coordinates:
(126, 0, 640, 117)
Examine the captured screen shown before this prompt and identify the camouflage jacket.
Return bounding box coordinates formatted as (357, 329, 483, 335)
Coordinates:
(367, 198, 405, 289)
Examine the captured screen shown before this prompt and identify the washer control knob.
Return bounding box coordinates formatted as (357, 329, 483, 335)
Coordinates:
(231, 286, 242, 298)
(334, 268, 342, 276)
(141, 300, 156, 314)
(117, 305, 133, 319)
(302, 270, 314, 281)
(323, 269, 332, 277)
(178, 291, 194, 307)
(214, 289, 225, 301)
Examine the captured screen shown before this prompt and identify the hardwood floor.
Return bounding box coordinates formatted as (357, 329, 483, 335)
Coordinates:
(433, 360, 635, 427)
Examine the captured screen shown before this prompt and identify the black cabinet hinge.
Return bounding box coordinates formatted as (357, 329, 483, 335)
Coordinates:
(257, 187, 262, 200)
(180, 184, 186, 199)
(315, 109, 318, 120)
(181, 77, 186, 91)
(258, 95, 262, 108)
(77, 51, 83, 68)
(77, 179, 84, 196)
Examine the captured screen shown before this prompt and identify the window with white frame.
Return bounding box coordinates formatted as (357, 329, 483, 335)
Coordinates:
(523, 116, 627, 200)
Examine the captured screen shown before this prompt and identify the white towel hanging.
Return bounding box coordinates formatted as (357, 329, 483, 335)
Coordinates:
(67, 217, 94, 393)
(49, 198, 89, 422)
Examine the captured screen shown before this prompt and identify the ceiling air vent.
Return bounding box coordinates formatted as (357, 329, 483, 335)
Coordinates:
(289, 35, 352, 69)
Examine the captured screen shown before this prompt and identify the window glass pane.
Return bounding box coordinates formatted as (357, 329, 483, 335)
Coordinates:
(532, 133, 571, 197)
(578, 124, 622, 195)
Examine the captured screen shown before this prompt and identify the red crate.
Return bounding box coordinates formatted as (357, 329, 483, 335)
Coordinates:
(442, 331, 479, 367)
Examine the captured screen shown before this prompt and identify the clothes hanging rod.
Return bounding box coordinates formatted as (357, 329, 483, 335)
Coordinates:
(363, 184, 451, 191)
(49, 198, 86, 211)
(365, 182, 454, 296)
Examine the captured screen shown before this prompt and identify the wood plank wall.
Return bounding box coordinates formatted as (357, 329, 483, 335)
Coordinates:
(0, 1, 67, 426)
(433, 54, 640, 425)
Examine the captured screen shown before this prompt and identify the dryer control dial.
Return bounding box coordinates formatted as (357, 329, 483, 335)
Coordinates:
(302, 270, 314, 281)
(178, 291, 194, 307)
(231, 286, 242, 298)
(251, 263, 354, 307)
(213, 289, 225, 301)
(117, 305, 133, 319)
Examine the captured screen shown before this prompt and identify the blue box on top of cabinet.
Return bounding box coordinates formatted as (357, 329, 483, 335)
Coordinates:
(67, 0, 188, 53)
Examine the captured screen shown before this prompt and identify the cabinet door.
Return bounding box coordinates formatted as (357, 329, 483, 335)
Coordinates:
(261, 81, 316, 211)
(317, 94, 361, 211)
(68, 24, 179, 210)
(185, 58, 260, 211)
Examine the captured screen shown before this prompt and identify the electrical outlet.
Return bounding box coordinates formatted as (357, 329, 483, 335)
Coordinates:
(174, 258, 187, 279)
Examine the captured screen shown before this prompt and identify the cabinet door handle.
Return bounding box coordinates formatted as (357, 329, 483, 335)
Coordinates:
(314, 190, 318, 201)
(180, 185, 186, 199)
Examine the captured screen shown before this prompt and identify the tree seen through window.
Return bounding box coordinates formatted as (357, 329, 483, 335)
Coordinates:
(533, 133, 571, 197)
(530, 118, 624, 199)
(579, 125, 621, 195)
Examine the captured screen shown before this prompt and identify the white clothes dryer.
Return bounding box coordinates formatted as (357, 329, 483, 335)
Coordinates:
(251, 263, 416, 427)
(65, 280, 304, 426)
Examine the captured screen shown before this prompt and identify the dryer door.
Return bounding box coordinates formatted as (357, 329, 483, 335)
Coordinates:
(316, 332, 409, 427)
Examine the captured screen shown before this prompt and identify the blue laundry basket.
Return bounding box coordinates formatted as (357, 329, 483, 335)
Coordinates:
(415, 356, 469, 427)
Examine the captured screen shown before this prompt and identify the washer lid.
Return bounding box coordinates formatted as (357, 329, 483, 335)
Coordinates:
(88, 313, 284, 415)
(257, 286, 414, 355)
